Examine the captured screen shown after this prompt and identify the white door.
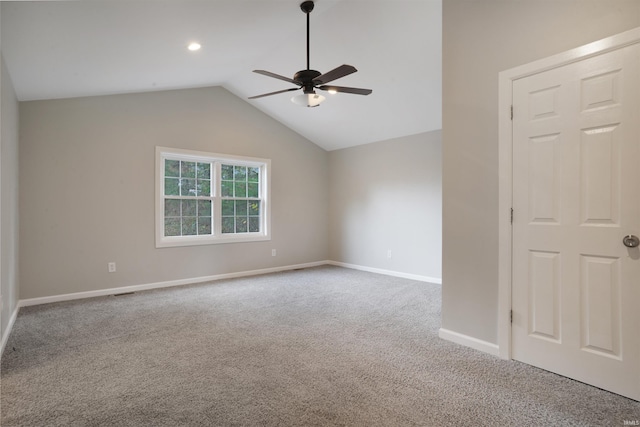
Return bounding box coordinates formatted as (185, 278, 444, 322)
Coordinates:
(512, 42, 640, 400)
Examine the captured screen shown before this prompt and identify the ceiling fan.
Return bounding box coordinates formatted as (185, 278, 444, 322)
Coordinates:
(249, 0, 372, 107)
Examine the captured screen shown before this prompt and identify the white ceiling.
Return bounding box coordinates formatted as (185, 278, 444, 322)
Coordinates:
(1, 0, 441, 151)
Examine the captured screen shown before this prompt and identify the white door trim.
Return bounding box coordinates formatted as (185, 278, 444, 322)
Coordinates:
(497, 27, 640, 360)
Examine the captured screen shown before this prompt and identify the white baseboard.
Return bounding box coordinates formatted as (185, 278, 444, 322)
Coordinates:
(439, 328, 500, 357)
(327, 261, 441, 284)
(19, 261, 329, 308)
(1, 306, 19, 359)
(18, 260, 440, 309)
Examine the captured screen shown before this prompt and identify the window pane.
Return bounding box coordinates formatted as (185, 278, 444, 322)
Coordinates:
(158, 149, 269, 246)
(247, 182, 259, 198)
(197, 162, 210, 179)
(165, 178, 180, 196)
(182, 200, 196, 216)
(234, 182, 247, 198)
(221, 200, 234, 216)
(181, 179, 196, 196)
(234, 166, 247, 181)
(221, 181, 233, 197)
(222, 217, 234, 233)
(236, 218, 248, 233)
(181, 161, 196, 178)
(248, 201, 260, 216)
(198, 217, 211, 235)
(182, 217, 197, 235)
(249, 217, 260, 233)
(196, 179, 211, 197)
(221, 164, 234, 180)
(165, 160, 180, 177)
(197, 200, 211, 217)
(248, 167, 259, 183)
(164, 199, 181, 217)
(235, 200, 248, 216)
(164, 218, 181, 236)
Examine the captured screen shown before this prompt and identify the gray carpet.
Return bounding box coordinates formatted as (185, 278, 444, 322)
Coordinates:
(1, 266, 638, 426)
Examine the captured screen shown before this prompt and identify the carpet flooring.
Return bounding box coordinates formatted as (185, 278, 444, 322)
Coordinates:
(1, 266, 639, 426)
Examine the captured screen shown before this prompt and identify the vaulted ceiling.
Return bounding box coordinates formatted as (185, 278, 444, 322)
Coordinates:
(1, 0, 441, 151)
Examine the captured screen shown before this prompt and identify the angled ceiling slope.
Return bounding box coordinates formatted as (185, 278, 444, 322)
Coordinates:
(1, 0, 441, 151)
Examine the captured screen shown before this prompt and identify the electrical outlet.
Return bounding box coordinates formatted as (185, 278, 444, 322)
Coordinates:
(387, 250, 392, 259)
(108, 262, 116, 273)
(272, 249, 277, 257)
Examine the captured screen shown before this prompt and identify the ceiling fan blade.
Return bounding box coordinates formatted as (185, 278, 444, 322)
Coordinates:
(248, 87, 299, 100)
(253, 70, 299, 85)
(312, 64, 357, 85)
(318, 85, 372, 96)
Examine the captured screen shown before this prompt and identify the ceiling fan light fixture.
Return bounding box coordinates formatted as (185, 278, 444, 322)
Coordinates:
(291, 92, 325, 107)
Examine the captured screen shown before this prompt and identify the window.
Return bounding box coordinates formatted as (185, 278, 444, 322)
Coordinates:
(156, 147, 270, 248)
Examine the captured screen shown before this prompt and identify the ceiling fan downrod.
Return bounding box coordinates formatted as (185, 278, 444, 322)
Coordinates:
(301, 1, 314, 71)
(295, 1, 320, 94)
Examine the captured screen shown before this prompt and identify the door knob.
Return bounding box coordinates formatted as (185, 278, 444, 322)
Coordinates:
(622, 235, 640, 248)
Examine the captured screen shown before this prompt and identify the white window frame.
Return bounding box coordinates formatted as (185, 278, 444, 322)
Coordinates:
(155, 146, 271, 248)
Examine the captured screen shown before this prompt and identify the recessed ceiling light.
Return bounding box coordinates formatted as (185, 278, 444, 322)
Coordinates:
(187, 42, 201, 51)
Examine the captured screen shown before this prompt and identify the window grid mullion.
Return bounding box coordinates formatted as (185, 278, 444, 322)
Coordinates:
(214, 162, 222, 237)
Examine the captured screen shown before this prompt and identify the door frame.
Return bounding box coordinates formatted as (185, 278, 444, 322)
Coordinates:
(497, 27, 640, 360)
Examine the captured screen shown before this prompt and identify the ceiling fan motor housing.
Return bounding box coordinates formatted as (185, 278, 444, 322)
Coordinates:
(294, 69, 321, 93)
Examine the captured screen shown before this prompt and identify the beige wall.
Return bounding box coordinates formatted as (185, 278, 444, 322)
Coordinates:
(18, 85, 444, 302)
(328, 131, 442, 280)
(19, 87, 329, 299)
(442, 0, 640, 343)
(1, 52, 20, 341)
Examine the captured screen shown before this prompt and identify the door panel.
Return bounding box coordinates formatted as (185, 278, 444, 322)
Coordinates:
(528, 250, 561, 341)
(580, 125, 620, 225)
(580, 254, 621, 359)
(528, 133, 562, 223)
(512, 43, 640, 400)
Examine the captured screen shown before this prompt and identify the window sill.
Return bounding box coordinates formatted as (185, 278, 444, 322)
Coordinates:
(156, 233, 271, 248)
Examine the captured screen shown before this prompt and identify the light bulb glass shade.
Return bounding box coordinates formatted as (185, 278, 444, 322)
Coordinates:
(291, 92, 325, 107)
